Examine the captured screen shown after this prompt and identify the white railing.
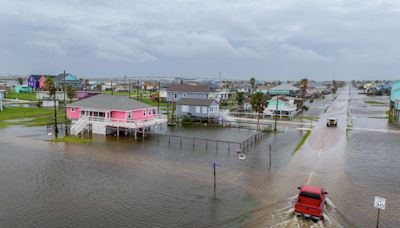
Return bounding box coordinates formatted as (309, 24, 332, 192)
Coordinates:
(70, 114, 168, 134)
(70, 116, 89, 135)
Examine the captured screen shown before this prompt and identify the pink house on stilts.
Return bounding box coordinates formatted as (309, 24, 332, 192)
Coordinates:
(67, 94, 167, 136)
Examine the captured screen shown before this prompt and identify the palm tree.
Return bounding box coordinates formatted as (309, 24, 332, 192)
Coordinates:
(44, 78, 58, 138)
(300, 78, 308, 98)
(249, 77, 256, 94)
(66, 85, 75, 103)
(17, 77, 24, 85)
(236, 92, 245, 112)
(250, 92, 266, 130)
(332, 80, 338, 94)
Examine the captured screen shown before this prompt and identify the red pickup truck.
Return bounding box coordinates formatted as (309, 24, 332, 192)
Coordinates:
(294, 185, 328, 221)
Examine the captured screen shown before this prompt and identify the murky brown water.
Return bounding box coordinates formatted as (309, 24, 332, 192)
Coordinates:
(0, 86, 399, 227)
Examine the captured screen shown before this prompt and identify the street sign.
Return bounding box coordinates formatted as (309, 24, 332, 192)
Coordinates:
(212, 162, 222, 168)
(374, 196, 386, 210)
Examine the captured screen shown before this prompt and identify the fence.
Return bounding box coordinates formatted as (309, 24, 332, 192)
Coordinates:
(150, 129, 268, 153)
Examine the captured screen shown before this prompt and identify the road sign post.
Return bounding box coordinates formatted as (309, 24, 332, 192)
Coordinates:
(374, 196, 386, 228)
(212, 162, 221, 195)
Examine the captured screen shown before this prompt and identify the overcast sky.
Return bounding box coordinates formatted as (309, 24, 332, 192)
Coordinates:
(0, 0, 399, 80)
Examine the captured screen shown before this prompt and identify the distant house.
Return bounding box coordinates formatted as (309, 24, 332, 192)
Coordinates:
(38, 75, 56, 90)
(36, 91, 66, 101)
(54, 73, 81, 89)
(269, 84, 300, 96)
(27, 75, 41, 90)
(176, 98, 219, 120)
(0, 90, 5, 111)
(67, 94, 166, 135)
(256, 85, 272, 94)
(15, 85, 33, 93)
(208, 89, 233, 103)
(265, 96, 298, 118)
(142, 82, 159, 91)
(75, 91, 102, 100)
(166, 83, 211, 102)
(390, 80, 400, 125)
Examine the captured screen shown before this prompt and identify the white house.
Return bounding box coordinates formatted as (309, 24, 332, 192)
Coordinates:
(265, 96, 298, 118)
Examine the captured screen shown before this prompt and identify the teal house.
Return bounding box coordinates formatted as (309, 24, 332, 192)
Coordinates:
(15, 85, 33, 93)
(269, 84, 300, 95)
(390, 80, 400, 125)
(54, 73, 82, 89)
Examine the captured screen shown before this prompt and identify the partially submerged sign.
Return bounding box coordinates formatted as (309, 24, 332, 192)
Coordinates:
(374, 196, 386, 210)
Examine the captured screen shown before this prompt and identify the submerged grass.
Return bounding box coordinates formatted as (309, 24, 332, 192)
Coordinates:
(365, 100, 387, 106)
(50, 136, 93, 143)
(292, 130, 311, 156)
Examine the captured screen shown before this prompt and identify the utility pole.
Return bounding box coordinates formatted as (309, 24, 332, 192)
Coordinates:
(274, 94, 279, 131)
(158, 80, 160, 113)
(63, 70, 68, 136)
(269, 144, 272, 167)
(54, 90, 58, 139)
(111, 80, 114, 95)
(128, 79, 131, 98)
(137, 79, 139, 100)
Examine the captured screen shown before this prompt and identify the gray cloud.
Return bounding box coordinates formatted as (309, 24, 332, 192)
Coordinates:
(0, 0, 399, 80)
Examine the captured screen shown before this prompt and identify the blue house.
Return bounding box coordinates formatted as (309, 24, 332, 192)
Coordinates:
(15, 85, 33, 93)
(27, 75, 41, 90)
(54, 73, 82, 89)
(390, 80, 400, 124)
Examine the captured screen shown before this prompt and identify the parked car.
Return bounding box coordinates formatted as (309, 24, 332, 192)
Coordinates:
(326, 117, 337, 127)
(294, 185, 328, 221)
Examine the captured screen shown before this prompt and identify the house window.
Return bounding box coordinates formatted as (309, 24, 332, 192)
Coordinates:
(183, 93, 187, 97)
(71, 107, 75, 112)
(153, 109, 156, 115)
(195, 106, 201, 113)
(202, 106, 207, 114)
(174, 93, 177, 99)
(143, 110, 146, 116)
(181, 105, 189, 112)
(128, 112, 132, 119)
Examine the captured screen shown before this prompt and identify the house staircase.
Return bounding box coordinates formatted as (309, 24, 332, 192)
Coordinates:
(70, 116, 89, 135)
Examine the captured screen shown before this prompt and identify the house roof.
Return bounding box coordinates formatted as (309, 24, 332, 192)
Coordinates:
(55, 73, 78, 82)
(176, 98, 215, 106)
(167, 83, 210, 92)
(67, 94, 152, 111)
(29, 75, 42, 80)
(270, 84, 299, 91)
(270, 96, 290, 102)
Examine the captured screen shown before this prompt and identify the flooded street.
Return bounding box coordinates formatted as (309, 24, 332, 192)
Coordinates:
(0, 86, 399, 227)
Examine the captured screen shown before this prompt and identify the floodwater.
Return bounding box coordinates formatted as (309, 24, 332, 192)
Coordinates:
(0, 86, 399, 227)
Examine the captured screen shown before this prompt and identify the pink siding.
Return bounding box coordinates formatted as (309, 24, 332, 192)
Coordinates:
(131, 108, 156, 121)
(67, 107, 80, 119)
(39, 76, 46, 90)
(111, 111, 127, 121)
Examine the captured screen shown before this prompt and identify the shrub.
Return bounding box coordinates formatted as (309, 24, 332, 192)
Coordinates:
(181, 116, 193, 125)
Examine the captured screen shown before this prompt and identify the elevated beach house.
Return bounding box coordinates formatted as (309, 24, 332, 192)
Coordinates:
(265, 96, 299, 118)
(67, 94, 167, 136)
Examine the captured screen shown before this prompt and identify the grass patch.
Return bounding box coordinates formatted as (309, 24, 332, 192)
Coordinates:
(365, 100, 387, 106)
(346, 127, 351, 137)
(292, 130, 311, 155)
(367, 116, 388, 119)
(5, 91, 37, 101)
(0, 107, 65, 127)
(50, 136, 93, 143)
